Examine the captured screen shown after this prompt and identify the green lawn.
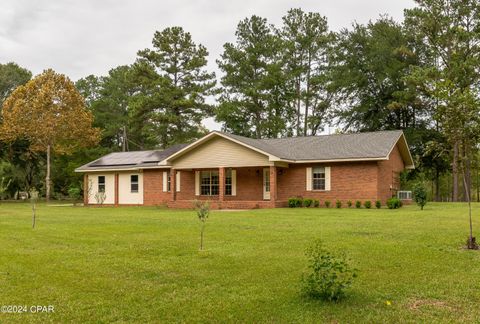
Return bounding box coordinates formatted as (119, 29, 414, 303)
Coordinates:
(0, 202, 479, 323)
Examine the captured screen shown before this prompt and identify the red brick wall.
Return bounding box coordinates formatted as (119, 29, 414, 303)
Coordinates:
(377, 144, 405, 203)
(277, 162, 379, 204)
(141, 148, 406, 208)
(143, 169, 171, 206)
(174, 167, 265, 201)
(225, 167, 264, 201)
(175, 170, 200, 200)
(168, 200, 278, 209)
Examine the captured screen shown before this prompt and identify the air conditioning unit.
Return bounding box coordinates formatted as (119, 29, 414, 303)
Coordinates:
(397, 191, 412, 200)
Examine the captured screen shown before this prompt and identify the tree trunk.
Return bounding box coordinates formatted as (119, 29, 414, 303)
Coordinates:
(200, 222, 205, 250)
(296, 80, 301, 136)
(46, 144, 51, 202)
(255, 111, 261, 139)
(463, 171, 476, 249)
(32, 201, 36, 229)
(464, 147, 471, 203)
(304, 56, 311, 137)
(435, 168, 440, 202)
(452, 141, 459, 202)
(477, 162, 479, 203)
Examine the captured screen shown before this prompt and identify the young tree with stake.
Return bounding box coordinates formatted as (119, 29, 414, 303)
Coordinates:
(194, 200, 210, 251)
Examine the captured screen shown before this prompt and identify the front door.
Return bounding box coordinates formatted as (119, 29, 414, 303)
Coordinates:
(263, 168, 270, 200)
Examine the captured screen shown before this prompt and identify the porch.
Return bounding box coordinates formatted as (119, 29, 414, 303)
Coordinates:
(166, 166, 287, 209)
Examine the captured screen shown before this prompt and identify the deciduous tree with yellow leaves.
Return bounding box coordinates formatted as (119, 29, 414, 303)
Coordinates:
(0, 69, 100, 201)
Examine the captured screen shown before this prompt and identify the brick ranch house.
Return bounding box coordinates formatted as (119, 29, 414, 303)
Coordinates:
(75, 130, 414, 209)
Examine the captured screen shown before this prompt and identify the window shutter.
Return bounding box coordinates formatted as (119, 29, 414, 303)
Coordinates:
(231, 169, 237, 196)
(176, 171, 181, 192)
(162, 172, 168, 192)
(325, 166, 331, 191)
(306, 167, 312, 191)
(195, 171, 200, 196)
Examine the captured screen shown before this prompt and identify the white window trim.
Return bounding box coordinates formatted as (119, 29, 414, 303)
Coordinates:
(130, 174, 139, 193)
(176, 171, 181, 192)
(307, 166, 331, 192)
(162, 172, 168, 192)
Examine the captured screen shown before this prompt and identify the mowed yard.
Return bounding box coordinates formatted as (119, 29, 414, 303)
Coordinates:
(1, 203, 480, 323)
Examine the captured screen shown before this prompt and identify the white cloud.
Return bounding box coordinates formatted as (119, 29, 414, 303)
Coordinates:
(0, 0, 415, 130)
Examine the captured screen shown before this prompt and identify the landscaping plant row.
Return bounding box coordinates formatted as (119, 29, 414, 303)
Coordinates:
(288, 197, 402, 209)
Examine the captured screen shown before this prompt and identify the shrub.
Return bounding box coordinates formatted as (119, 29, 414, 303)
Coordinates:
(94, 191, 106, 205)
(346, 200, 352, 208)
(53, 192, 66, 200)
(387, 197, 402, 209)
(304, 198, 313, 208)
(288, 198, 303, 208)
(375, 200, 381, 209)
(336, 200, 342, 208)
(68, 186, 82, 206)
(68, 186, 82, 201)
(288, 198, 296, 208)
(364, 201, 371, 209)
(301, 239, 357, 301)
(413, 183, 427, 210)
(298, 198, 304, 207)
(0, 177, 12, 200)
(325, 200, 331, 208)
(313, 199, 320, 207)
(355, 200, 361, 208)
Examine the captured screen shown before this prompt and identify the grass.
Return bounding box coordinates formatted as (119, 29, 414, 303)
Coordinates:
(0, 202, 480, 323)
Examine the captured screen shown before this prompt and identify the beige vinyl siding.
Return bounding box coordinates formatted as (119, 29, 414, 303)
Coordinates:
(118, 172, 143, 204)
(171, 137, 269, 169)
(88, 173, 115, 204)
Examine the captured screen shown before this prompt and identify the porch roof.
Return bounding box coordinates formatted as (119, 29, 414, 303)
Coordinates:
(76, 130, 414, 172)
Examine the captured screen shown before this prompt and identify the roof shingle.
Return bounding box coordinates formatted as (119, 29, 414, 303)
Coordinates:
(221, 130, 403, 161)
(76, 130, 409, 171)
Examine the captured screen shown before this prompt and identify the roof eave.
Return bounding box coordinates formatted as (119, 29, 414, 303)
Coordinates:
(279, 157, 388, 164)
(75, 164, 172, 173)
(159, 131, 280, 164)
(388, 132, 415, 169)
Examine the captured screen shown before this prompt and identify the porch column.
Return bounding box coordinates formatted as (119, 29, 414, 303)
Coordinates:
(219, 167, 225, 201)
(170, 168, 176, 201)
(114, 173, 119, 206)
(269, 165, 277, 205)
(83, 174, 89, 205)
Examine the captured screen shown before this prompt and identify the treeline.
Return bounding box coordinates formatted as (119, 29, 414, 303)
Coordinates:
(1, 0, 480, 202)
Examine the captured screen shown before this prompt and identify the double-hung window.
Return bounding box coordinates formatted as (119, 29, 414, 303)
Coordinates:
(98, 176, 105, 192)
(200, 171, 219, 195)
(312, 167, 325, 190)
(167, 175, 171, 192)
(131, 175, 139, 193)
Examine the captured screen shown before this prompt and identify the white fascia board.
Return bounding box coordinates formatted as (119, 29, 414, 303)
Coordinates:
(75, 167, 140, 173)
(385, 132, 415, 169)
(285, 157, 388, 164)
